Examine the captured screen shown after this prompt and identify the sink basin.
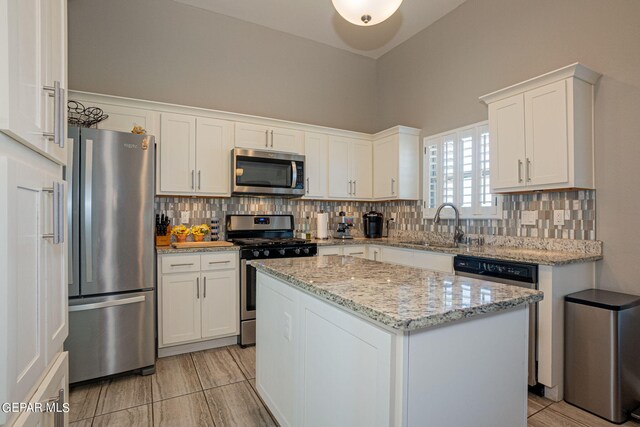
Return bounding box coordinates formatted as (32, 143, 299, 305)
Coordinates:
(400, 241, 458, 249)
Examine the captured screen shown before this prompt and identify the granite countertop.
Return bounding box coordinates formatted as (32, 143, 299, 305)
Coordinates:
(312, 237, 602, 266)
(156, 245, 240, 254)
(253, 256, 543, 332)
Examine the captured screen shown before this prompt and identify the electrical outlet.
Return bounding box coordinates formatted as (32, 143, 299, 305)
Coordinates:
(521, 211, 537, 226)
(564, 210, 571, 220)
(553, 210, 565, 226)
(180, 211, 190, 224)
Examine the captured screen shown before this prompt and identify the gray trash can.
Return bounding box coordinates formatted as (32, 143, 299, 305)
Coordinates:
(565, 289, 640, 423)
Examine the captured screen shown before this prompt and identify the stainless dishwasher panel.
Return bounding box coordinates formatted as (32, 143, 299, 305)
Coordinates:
(456, 270, 538, 387)
(67, 290, 155, 383)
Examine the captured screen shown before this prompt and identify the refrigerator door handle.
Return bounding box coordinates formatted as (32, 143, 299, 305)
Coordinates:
(69, 295, 146, 312)
(84, 139, 94, 282)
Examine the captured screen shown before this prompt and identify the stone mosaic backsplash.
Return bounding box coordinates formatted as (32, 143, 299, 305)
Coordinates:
(155, 190, 596, 241)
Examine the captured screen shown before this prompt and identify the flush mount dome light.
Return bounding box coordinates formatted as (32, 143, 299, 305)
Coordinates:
(332, 0, 403, 26)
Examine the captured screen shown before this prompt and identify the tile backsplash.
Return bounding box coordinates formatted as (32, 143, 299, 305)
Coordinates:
(155, 190, 596, 240)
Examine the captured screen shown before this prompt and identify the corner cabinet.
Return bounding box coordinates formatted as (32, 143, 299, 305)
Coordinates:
(158, 113, 234, 196)
(235, 122, 304, 154)
(480, 63, 601, 193)
(373, 126, 420, 200)
(0, 0, 68, 166)
(328, 136, 372, 200)
(158, 251, 239, 349)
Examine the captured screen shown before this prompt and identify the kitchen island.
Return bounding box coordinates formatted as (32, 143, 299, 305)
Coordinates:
(253, 256, 543, 427)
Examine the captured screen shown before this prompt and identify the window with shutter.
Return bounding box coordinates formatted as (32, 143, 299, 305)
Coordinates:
(422, 121, 501, 219)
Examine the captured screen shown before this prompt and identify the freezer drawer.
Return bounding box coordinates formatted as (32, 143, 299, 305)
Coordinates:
(66, 290, 155, 383)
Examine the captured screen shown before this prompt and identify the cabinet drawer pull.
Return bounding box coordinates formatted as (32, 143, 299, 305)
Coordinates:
(348, 252, 364, 255)
(208, 260, 230, 264)
(170, 262, 195, 267)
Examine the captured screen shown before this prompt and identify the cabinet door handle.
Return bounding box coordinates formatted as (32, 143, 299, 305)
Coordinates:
(265, 130, 269, 147)
(170, 262, 195, 267)
(373, 251, 378, 261)
(45, 388, 65, 427)
(42, 182, 64, 245)
(518, 160, 523, 183)
(353, 180, 357, 196)
(198, 170, 201, 190)
(348, 180, 352, 195)
(203, 276, 207, 298)
(391, 178, 395, 195)
(526, 158, 532, 182)
(196, 277, 200, 299)
(306, 177, 310, 194)
(191, 170, 195, 189)
(42, 81, 64, 148)
(208, 260, 230, 264)
(270, 130, 274, 148)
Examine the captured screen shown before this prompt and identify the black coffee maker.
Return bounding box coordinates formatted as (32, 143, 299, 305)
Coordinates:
(363, 211, 384, 238)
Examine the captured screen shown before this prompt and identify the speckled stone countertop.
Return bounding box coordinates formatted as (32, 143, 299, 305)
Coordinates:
(313, 238, 602, 266)
(156, 245, 240, 254)
(253, 256, 543, 332)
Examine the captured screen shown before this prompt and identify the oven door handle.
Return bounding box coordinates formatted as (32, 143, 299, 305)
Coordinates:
(291, 161, 297, 189)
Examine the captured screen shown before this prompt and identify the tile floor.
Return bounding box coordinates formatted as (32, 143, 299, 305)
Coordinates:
(70, 344, 640, 427)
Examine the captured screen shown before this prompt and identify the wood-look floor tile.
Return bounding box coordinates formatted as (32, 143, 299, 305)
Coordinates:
(528, 408, 586, 427)
(69, 382, 102, 422)
(549, 401, 624, 426)
(152, 392, 213, 427)
(95, 375, 152, 415)
(93, 404, 151, 427)
(205, 381, 276, 427)
(228, 345, 256, 379)
(192, 347, 245, 390)
(152, 354, 202, 402)
(70, 419, 93, 427)
(527, 393, 554, 417)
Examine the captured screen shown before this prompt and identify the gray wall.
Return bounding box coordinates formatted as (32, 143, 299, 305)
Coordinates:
(67, 0, 377, 133)
(376, 0, 640, 294)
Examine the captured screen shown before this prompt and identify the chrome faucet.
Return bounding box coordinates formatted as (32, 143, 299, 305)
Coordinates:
(433, 203, 464, 244)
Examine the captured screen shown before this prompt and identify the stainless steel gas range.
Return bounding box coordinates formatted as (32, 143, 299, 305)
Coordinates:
(226, 214, 317, 346)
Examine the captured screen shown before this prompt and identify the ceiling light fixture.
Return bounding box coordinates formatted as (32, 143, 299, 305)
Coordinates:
(332, 0, 403, 26)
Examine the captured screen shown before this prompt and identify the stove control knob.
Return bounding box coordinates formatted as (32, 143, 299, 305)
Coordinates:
(294, 248, 301, 255)
(303, 247, 310, 254)
(263, 250, 270, 257)
(279, 249, 286, 255)
(252, 250, 260, 257)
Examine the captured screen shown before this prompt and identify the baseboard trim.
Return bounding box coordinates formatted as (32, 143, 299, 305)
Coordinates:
(158, 335, 238, 358)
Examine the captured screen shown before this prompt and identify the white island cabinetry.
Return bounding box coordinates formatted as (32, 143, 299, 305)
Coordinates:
(256, 269, 532, 427)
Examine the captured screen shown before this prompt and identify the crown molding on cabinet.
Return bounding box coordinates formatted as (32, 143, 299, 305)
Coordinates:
(479, 63, 602, 105)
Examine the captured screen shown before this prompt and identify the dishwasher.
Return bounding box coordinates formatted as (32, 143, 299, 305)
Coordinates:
(454, 255, 539, 388)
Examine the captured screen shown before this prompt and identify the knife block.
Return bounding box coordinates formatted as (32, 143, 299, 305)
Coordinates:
(155, 231, 171, 247)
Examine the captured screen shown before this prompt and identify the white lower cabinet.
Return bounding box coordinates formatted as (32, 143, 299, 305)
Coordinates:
(256, 273, 392, 427)
(319, 244, 454, 273)
(158, 252, 239, 349)
(12, 352, 69, 427)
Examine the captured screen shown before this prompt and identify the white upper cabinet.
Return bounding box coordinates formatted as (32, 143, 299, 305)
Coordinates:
(159, 113, 233, 196)
(328, 136, 372, 200)
(0, 0, 68, 165)
(196, 118, 234, 195)
(235, 122, 303, 154)
(480, 63, 601, 193)
(304, 132, 328, 199)
(89, 102, 159, 136)
(373, 127, 420, 200)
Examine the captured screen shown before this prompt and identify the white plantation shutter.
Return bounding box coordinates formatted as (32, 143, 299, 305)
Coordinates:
(422, 121, 501, 219)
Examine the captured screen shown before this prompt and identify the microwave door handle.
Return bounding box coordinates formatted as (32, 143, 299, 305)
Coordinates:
(291, 161, 297, 188)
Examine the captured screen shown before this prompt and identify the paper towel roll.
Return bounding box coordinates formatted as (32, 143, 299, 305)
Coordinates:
(316, 212, 329, 239)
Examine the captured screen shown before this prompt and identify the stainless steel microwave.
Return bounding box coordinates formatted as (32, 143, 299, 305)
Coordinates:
(232, 148, 305, 197)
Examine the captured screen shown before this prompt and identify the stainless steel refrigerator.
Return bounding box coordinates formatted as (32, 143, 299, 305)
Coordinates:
(66, 127, 156, 383)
